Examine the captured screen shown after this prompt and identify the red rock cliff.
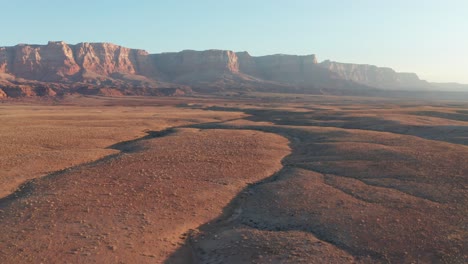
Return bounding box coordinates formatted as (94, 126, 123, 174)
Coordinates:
(0, 41, 431, 98)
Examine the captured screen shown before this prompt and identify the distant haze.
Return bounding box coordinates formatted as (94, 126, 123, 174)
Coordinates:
(2, 0, 467, 83)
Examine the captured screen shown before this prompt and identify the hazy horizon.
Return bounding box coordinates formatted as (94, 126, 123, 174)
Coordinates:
(3, 0, 467, 83)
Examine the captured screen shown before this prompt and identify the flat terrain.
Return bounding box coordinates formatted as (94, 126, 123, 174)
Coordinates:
(0, 94, 467, 263)
(0, 97, 245, 198)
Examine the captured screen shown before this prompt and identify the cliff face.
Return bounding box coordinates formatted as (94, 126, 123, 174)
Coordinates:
(0, 87, 7, 98)
(0, 42, 80, 81)
(153, 50, 239, 83)
(73, 42, 157, 78)
(0, 48, 11, 72)
(319, 60, 428, 89)
(0, 44, 322, 87)
(251, 54, 318, 82)
(0, 42, 159, 83)
(236, 52, 320, 82)
(152, 50, 332, 90)
(0, 41, 430, 98)
(74, 42, 138, 76)
(0, 42, 191, 98)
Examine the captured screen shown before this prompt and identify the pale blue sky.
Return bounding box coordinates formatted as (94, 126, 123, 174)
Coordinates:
(1, 0, 467, 83)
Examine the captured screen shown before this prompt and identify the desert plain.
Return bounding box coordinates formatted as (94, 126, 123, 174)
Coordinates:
(0, 94, 467, 263)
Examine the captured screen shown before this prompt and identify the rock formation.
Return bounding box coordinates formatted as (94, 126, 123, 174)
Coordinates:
(0, 88, 7, 98)
(153, 50, 239, 83)
(2, 42, 80, 82)
(0, 41, 432, 98)
(319, 60, 429, 90)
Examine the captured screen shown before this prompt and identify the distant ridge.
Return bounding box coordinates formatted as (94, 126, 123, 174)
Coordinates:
(0, 41, 463, 98)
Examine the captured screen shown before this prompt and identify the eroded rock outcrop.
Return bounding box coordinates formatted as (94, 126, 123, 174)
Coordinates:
(0, 41, 432, 98)
(0, 42, 159, 84)
(0, 88, 7, 98)
(237, 53, 339, 87)
(73, 42, 157, 78)
(0, 48, 10, 72)
(154, 49, 239, 83)
(1, 85, 37, 97)
(9, 42, 80, 81)
(319, 60, 429, 89)
(250, 54, 318, 81)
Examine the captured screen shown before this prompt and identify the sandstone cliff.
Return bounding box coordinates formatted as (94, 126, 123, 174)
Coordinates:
(0, 42, 191, 97)
(153, 49, 239, 83)
(0, 41, 432, 98)
(73, 42, 158, 81)
(319, 60, 429, 90)
(1, 42, 80, 82)
(0, 88, 7, 98)
(0, 42, 160, 85)
(241, 53, 318, 82)
(236, 52, 355, 89)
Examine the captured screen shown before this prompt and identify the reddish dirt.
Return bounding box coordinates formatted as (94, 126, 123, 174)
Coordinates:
(0, 95, 467, 263)
(0, 101, 245, 198)
(0, 128, 289, 263)
(168, 99, 467, 263)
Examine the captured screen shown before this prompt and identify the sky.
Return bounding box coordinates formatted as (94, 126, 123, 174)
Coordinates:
(1, 0, 467, 83)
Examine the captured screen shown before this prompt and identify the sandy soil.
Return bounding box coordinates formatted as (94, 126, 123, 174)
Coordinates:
(0, 101, 245, 198)
(179, 123, 467, 263)
(0, 95, 467, 263)
(0, 127, 289, 263)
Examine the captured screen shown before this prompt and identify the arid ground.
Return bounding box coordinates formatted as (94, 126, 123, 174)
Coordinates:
(0, 94, 467, 263)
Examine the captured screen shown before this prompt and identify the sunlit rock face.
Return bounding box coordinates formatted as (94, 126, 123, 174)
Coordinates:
(0, 41, 430, 98)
